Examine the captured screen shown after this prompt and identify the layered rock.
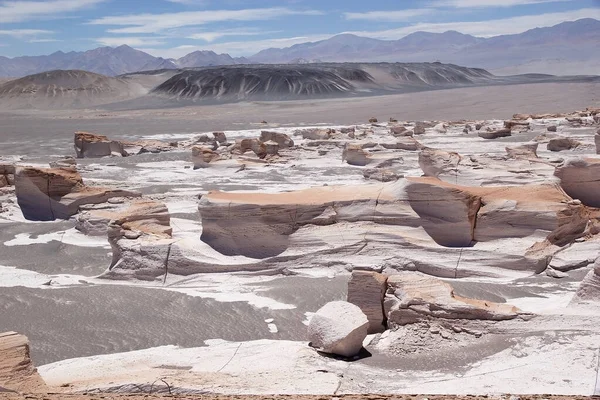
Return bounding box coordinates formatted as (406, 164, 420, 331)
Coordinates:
(234, 138, 268, 159)
(102, 200, 173, 281)
(308, 301, 369, 357)
(192, 146, 220, 169)
(298, 128, 332, 140)
(0, 332, 46, 393)
(74, 131, 124, 158)
(381, 137, 423, 151)
(347, 271, 388, 333)
(554, 158, 600, 207)
(384, 272, 520, 326)
(15, 166, 139, 221)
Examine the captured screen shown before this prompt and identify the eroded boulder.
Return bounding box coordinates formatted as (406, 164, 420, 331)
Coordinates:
(418, 148, 461, 178)
(547, 137, 581, 152)
(192, 146, 220, 169)
(74, 131, 124, 158)
(260, 131, 294, 148)
(478, 128, 511, 140)
(343, 144, 372, 166)
(308, 301, 369, 357)
(571, 258, 600, 304)
(505, 143, 538, 159)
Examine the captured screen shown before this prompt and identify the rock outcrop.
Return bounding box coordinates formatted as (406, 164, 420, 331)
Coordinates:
(384, 272, 520, 326)
(478, 128, 511, 140)
(506, 143, 538, 159)
(103, 200, 173, 281)
(343, 144, 372, 166)
(554, 158, 600, 208)
(418, 148, 461, 178)
(0, 332, 46, 393)
(15, 166, 140, 221)
(390, 125, 412, 137)
(308, 301, 369, 357)
(547, 137, 581, 152)
(595, 132, 600, 154)
(74, 132, 172, 158)
(192, 146, 220, 169)
(260, 131, 295, 148)
(347, 271, 388, 333)
(235, 138, 268, 159)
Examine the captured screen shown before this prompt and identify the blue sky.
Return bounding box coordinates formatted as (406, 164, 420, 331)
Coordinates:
(0, 0, 599, 58)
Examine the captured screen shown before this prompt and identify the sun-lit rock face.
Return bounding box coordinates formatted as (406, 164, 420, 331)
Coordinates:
(14, 166, 140, 221)
(0, 332, 47, 393)
(384, 272, 520, 327)
(554, 158, 600, 208)
(347, 271, 388, 334)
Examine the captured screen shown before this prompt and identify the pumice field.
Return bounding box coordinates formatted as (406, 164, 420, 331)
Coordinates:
(0, 66, 599, 396)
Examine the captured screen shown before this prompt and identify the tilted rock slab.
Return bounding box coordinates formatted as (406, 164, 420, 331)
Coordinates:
(384, 272, 520, 327)
(15, 166, 140, 221)
(308, 301, 369, 357)
(0, 332, 47, 393)
(347, 271, 388, 333)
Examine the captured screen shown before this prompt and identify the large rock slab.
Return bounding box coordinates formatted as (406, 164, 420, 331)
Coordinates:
(547, 137, 581, 152)
(554, 158, 600, 207)
(15, 166, 140, 221)
(308, 301, 369, 357)
(384, 272, 520, 326)
(0, 332, 46, 393)
(347, 271, 388, 333)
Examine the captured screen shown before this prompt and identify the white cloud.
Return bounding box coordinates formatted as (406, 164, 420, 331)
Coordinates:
(344, 9, 434, 22)
(0, 29, 53, 38)
(430, 0, 570, 7)
(89, 7, 323, 34)
(344, 8, 600, 39)
(0, 0, 106, 23)
(187, 28, 278, 42)
(95, 36, 168, 47)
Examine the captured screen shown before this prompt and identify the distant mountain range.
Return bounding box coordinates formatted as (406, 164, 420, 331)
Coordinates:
(0, 18, 598, 77)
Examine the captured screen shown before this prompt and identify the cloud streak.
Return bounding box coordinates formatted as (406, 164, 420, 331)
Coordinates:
(89, 7, 323, 34)
(0, 29, 54, 38)
(344, 9, 434, 22)
(0, 0, 106, 23)
(430, 0, 571, 8)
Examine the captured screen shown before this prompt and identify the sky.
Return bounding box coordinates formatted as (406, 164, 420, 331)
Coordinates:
(0, 0, 599, 59)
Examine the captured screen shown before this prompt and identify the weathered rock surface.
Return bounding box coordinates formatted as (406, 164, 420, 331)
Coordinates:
(0, 332, 46, 393)
(572, 258, 600, 304)
(308, 301, 369, 357)
(381, 137, 423, 151)
(235, 138, 268, 159)
(595, 133, 600, 154)
(213, 131, 227, 144)
(418, 148, 461, 178)
(390, 125, 412, 137)
(74, 132, 172, 158)
(547, 137, 581, 152)
(384, 272, 520, 326)
(363, 168, 401, 182)
(15, 166, 139, 221)
(554, 158, 600, 207)
(192, 146, 220, 169)
(347, 271, 388, 333)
